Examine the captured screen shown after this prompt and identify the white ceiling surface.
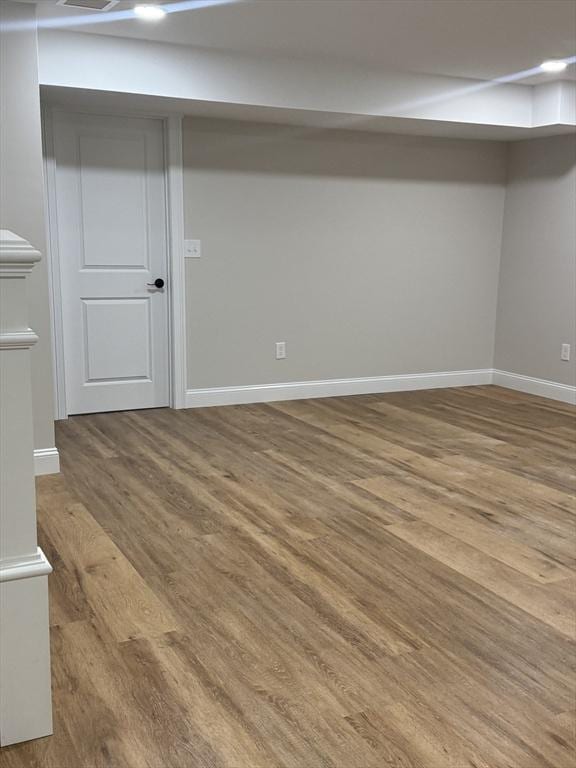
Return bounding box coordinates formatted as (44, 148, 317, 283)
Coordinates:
(33, 0, 576, 84)
(32, 0, 576, 139)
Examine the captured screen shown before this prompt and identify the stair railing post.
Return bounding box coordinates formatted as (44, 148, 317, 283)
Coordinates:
(0, 230, 53, 746)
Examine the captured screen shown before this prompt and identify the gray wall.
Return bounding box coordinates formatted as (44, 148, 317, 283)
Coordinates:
(2, 91, 570, 445)
(183, 119, 506, 389)
(0, 2, 55, 450)
(495, 135, 576, 386)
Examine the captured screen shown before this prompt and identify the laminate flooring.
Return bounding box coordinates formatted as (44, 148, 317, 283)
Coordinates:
(2, 385, 575, 768)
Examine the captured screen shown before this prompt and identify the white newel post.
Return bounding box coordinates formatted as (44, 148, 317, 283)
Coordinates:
(0, 231, 53, 746)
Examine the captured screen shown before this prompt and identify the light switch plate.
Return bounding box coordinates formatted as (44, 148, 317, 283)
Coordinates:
(184, 239, 202, 258)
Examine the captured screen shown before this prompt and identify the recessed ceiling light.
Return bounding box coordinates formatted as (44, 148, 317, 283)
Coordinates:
(540, 59, 568, 73)
(134, 4, 166, 21)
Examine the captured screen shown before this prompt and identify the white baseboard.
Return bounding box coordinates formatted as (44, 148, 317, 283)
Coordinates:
(185, 369, 493, 408)
(33, 447, 60, 476)
(0, 547, 53, 583)
(0, 549, 53, 745)
(493, 370, 576, 405)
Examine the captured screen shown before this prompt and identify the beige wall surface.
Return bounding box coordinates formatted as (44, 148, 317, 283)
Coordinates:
(3, 97, 570, 438)
(0, 2, 55, 450)
(183, 119, 506, 389)
(495, 135, 576, 386)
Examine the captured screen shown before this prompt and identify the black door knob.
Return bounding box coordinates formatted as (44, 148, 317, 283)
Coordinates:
(147, 278, 165, 289)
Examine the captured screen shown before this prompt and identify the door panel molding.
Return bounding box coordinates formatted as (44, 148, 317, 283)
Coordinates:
(81, 297, 152, 383)
(43, 108, 186, 418)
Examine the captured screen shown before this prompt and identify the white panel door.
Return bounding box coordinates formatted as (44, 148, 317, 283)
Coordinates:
(53, 113, 170, 415)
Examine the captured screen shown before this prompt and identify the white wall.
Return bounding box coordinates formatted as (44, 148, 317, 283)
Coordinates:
(0, 2, 55, 451)
(183, 119, 506, 389)
(495, 135, 576, 386)
(38, 29, 576, 141)
(38, 30, 534, 130)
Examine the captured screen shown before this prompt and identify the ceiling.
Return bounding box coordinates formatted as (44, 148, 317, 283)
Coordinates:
(30, 0, 576, 83)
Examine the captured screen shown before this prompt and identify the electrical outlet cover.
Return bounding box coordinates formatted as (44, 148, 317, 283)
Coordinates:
(184, 239, 202, 258)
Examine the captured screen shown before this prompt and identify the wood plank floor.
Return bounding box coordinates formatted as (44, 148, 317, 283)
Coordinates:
(3, 385, 576, 768)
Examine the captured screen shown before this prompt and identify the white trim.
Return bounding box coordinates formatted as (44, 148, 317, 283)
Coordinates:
(34, 447, 60, 476)
(493, 370, 576, 404)
(165, 115, 187, 409)
(0, 548, 52, 584)
(185, 369, 493, 408)
(0, 231, 42, 276)
(0, 330, 39, 350)
(42, 106, 68, 421)
(42, 108, 187, 417)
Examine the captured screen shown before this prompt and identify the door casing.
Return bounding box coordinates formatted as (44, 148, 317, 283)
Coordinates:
(42, 107, 186, 419)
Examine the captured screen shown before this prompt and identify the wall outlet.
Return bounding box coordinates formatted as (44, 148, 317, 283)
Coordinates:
(184, 239, 201, 258)
(275, 341, 287, 360)
(561, 343, 571, 361)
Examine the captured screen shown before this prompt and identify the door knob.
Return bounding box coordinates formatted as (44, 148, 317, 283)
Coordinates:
(147, 278, 165, 289)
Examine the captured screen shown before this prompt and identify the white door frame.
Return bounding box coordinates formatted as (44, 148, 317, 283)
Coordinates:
(42, 107, 187, 419)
